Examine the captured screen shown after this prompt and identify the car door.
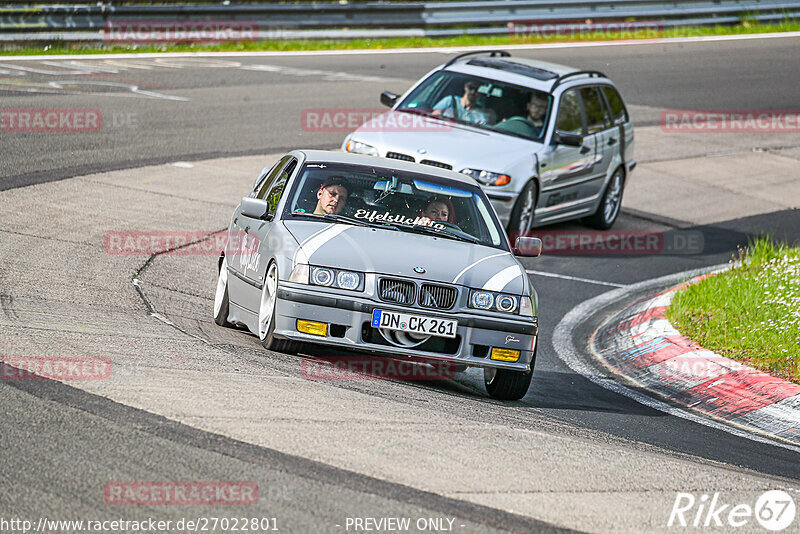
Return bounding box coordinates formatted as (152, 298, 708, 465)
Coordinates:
(227, 155, 292, 313)
(537, 87, 596, 222)
(578, 85, 615, 201)
(600, 85, 633, 165)
(247, 157, 297, 298)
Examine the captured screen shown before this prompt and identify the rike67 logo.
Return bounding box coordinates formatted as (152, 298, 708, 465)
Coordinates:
(668, 491, 796, 531)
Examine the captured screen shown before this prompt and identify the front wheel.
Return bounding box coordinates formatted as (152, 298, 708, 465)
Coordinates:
(586, 168, 624, 230)
(507, 180, 537, 240)
(213, 256, 231, 327)
(484, 343, 536, 400)
(258, 261, 300, 354)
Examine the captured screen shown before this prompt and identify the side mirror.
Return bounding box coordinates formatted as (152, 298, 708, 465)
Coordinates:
(553, 131, 583, 147)
(241, 197, 272, 220)
(514, 236, 542, 257)
(380, 91, 399, 108)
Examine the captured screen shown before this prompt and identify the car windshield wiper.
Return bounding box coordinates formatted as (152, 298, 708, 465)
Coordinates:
(291, 211, 392, 229)
(391, 222, 482, 245)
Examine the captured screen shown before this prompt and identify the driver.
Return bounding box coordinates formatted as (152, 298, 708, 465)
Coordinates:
(313, 177, 349, 215)
(431, 81, 494, 125)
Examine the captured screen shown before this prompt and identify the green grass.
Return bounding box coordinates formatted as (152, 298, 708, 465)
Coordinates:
(2, 20, 799, 56)
(667, 238, 800, 383)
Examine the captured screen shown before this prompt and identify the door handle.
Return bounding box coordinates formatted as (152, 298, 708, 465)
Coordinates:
(608, 137, 618, 145)
(244, 226, 250, 233)
(580, 146, 591, 154)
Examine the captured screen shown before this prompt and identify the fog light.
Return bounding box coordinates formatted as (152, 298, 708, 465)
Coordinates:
(297, 320, 328, 337)
(490, 348, 520, 362)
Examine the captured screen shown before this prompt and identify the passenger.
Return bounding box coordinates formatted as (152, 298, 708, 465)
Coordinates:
(495, 93, 548, 138)
(416, 197, 456, 226)
(313, 177, 349, 215)
(431, 81, 494, 125)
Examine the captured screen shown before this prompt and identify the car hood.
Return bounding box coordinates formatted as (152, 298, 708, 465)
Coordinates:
(350, 110, 543, 173)
(283, 221, 527, 294)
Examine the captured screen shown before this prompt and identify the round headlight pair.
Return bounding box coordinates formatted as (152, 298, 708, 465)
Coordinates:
(311, 267, 360, 291)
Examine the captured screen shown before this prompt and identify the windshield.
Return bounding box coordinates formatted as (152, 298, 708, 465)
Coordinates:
(283, 162, 508, 250)
(396, 70, 552, 141)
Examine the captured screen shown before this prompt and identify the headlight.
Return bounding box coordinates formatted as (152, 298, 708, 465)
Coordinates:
(336, 270, 360, 290)
(345, 140, 379, 157)
(470, 291, 494, 310)
(469, 290, 524, 315)
(307, 266, 365, 291)
(311, 267, 334, 287)
(496, 294, 518, 313)
(460, 168, 511, 186)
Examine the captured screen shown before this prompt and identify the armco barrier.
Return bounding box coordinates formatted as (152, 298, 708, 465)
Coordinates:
(0, 0, 798, 43)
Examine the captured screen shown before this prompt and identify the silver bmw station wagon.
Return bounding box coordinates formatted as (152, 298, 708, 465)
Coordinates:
(343, 51, 636, 237)
(213, 150, 542, 400)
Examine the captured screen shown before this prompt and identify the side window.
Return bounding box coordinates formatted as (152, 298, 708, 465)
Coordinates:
(265, 158, 297, 216)
(580, 86, 610, 134)
(255, 155, 291, 200)
(601, 86, 628, 125)
(555, 89, 583, 134)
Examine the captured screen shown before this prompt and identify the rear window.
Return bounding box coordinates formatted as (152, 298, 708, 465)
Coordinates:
(601, 86, 628, 125)
(580, 87, 609, 134)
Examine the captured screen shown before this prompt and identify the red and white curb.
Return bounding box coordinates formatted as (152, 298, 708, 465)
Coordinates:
(593, 274, 800, 445)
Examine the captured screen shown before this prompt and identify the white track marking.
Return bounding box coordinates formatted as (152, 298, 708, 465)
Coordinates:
(239, 63, 398, 83)
(46, 80, 188, 101)
(525, 269, 627, 288)
(452, 252, 509, 284)
(0, 31, 797, 62)
(552, 264, 800, 453)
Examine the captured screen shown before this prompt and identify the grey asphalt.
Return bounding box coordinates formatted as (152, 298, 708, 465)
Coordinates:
(2, 35, 800, 189)
(1, 36, 800, 533)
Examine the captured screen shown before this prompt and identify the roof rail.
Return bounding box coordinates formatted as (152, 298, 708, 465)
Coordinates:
(550, 70, 606, 90)
(444, 50, 510, 68)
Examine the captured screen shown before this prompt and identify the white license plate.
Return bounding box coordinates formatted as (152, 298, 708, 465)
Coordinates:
(371, 309, 457, 338)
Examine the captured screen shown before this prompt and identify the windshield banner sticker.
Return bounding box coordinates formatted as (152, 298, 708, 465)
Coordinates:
(353, 209, 446, 230)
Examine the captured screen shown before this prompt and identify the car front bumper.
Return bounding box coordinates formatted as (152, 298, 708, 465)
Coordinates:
(274, 282, 537, 371)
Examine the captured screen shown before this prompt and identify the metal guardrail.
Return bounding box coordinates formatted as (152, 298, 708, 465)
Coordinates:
(0, 0, 798, 43)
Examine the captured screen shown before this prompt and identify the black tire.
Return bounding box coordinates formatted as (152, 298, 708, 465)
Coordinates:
(585, 167, 624, 230)
(484, 343, 537, 400)
(213, 255, 231, 327)
(258, 262, 301, 354)
(506, 180, 537, 241)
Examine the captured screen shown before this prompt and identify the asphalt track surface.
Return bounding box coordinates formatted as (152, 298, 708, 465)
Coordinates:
(1, 37, 800, 533)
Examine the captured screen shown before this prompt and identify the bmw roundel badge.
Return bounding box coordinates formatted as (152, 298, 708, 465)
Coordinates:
(413, 266, 426, 274)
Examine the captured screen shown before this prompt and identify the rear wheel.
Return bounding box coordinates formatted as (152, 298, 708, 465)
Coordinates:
(258, 261, 301, 354)
(507, 180, 537, 240)
(484, 343, 536, 400)
(586, 168, 624, 230)
(213, 256, 231, 327)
